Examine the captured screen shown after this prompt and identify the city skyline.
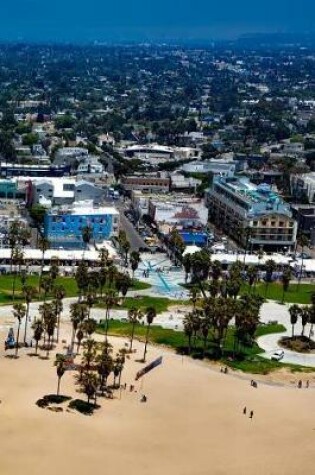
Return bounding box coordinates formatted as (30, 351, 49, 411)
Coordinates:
(1, 0, 315, 42)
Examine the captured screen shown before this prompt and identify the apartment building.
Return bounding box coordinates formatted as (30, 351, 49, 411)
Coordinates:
(207, 176, 297, 250)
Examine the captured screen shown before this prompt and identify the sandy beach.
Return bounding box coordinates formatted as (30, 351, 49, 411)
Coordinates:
(0, 321, 314, 475)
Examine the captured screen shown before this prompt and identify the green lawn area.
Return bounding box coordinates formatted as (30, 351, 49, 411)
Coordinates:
(240, 282, 315, 304)
(0, 274, 151, 305)
(96, 320, 314, 374)
(97, 296, 189, 314)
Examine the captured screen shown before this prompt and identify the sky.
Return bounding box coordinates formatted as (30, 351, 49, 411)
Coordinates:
(1, 0, 315, 43)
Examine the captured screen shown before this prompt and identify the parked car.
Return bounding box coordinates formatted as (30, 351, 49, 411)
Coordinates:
(271, 349, 284, 361)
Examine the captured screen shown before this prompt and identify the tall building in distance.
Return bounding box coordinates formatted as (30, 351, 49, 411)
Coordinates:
(207, 177, 297, 251)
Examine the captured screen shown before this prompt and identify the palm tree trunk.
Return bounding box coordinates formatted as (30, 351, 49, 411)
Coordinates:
(24, 303, 30, 344)
(57, 376, 61, 396)
(15, 323, 21, 357)
(292, 324, 295, 338)
(12, 271, 17, 301)
(46, 336, 50, 358)
(143, 324, 150, 362)
(130, 321, 136, 351)
(56, 313, 61, 343)
(35, 339, 39, 355)
(309, 324, 313, 340)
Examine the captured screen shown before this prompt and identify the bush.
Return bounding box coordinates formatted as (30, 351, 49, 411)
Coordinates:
(280, 336, 315, 353)
(68, 399, 100, 416)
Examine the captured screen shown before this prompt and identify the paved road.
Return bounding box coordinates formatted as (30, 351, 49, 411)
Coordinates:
(119, 211, 147, 251)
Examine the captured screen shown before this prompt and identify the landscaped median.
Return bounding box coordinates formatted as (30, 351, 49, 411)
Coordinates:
(96, 319, 314, 374)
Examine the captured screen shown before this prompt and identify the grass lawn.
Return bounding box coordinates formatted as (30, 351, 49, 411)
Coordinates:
(0, 274, 151, 305)
(96, 320, 314, 374)
(97, 296, 190, 314)
(240, 282, 315, 304)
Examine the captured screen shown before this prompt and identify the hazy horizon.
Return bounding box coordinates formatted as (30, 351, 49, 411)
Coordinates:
(1, 0, 315, 43)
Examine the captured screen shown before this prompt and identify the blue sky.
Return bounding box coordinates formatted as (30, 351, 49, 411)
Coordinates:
(1, 0, 315, 42)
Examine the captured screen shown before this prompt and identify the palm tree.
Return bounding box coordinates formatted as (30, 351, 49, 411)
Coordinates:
(122, 239, 131, 266)
(55, 355, 66, 396)
(103, 289, 119, 341)
(8, 221, 19, 273)
(12, 303, 26, 357)
(43, 304, 57, 357)
(247, 265, 258, 293)
(308, 305, 315, 340)
(76, 326, 84, 354)
(75, 261, 89, 300)
(211, 260, 222, 281)
(22, 285, 37, 344)
(82, 318, 97, 337)
(300, 307, 309, 337)
(38, 236, 50, 291)
(32, 318, 44, 355)
(289, 304, 301, 338)
(11, 248, 24, 301)
(40, 275, 53, 302)
(200, 316, 211, 356)
(183, 313, 194, 354)
(189, 286, 200, 309)
(70, 302, 88, 350)
(128, 307, 143, 352)
(81, 225, 93, 258)
(297, 234, 309, 289)
(96, 342, 113, 395)
(264, 259, 276, 298)
(142, 306, 157, 362)
(129, 250, 141, 280)
(53, 285, 66, 343)
(182, 254, 191, 283)
(281, 266, 292, 304)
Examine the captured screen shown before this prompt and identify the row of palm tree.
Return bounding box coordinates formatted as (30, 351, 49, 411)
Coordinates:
(183, 294, 263, 358)
(289, 302, 315, 339)
(127, 306, 157, 361)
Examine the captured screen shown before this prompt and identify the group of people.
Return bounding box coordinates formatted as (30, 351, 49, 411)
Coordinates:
(243, 407, 254, 419)
(297, 380, 309, 389)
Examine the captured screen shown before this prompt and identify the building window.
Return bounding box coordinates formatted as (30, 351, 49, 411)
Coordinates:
(279, 221, 284, 226)
(271, 221, 276, 226)
(262, 220, 267, 226)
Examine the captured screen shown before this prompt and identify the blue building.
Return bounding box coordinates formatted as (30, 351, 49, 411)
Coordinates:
(44, 203, 120, 249)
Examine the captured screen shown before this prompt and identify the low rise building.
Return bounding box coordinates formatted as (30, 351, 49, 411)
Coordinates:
(291, 173, 315, 203)
(207, 176, 297, 250)
(121, 175, 170, 193)
(44, 201, 119, 249)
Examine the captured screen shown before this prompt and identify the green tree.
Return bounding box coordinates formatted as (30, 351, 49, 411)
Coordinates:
(128, 307, 143, 352)
(289, 304, 301, 338)
(22, 285, 37, 344)
(13, 303, 26, 357)
(142, 306, 157, 362)
(32, 318, 44, 355)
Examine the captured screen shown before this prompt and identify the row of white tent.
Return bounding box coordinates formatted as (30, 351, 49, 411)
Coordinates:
(183, 246, 315, 274)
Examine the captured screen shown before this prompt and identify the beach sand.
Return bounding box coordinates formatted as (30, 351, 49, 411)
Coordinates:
(0, 323, 314, 475)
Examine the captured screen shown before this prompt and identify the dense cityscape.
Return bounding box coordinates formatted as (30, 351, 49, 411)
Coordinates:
(0, 37, 314, 475)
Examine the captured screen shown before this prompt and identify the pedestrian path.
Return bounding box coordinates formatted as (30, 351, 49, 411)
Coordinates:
(135, 253, 188, 298)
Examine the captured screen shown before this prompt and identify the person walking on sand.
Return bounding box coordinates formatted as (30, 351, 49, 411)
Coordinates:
(306, 380, 309, 388)
(249, 410, 254, 419)
(243, 407, 247, 415)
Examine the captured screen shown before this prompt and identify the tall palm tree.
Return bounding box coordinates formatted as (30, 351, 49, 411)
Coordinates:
(183, 313, 194, 354)
(43, 303, 57, 357)
(38, 236, 50, 291)
(7, 220, 19, 274)
(11, 247, 24, 301)
(129, 250, 141, 280)
(189, 285, 200, 309)
(70, 302, 88, 350)
(182, 254, 191, 283)
(96, 342, 113, 395)
(297, 234, 309, 289)
(264, 259, 276, 298)
(281, 265, 292, 304)
(103, 289, 119, 341)
(32, 318, 44, 355)
(12, 303, 26, 357)
(308, 305, 315, 340)
(142, 306, 157, 362)
(289, 304, 301, 338)
(247, 265, 258, 293)
(40, 275, 53, 302)
(22, 285, 37, 344)
(211, 260, 222, 281)
(300, 307, 309, 337)
(53, 284, 66, 343)
(55, 355, 66, 396)
(81, 225, 93, 259)
(128, 307, 143, 352)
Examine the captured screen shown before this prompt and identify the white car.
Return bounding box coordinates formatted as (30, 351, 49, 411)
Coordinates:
(271, 349, 284, 361)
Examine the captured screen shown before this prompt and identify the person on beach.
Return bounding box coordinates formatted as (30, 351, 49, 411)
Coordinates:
(249, 410, 254, 419)
(243, 407, 247, 415)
